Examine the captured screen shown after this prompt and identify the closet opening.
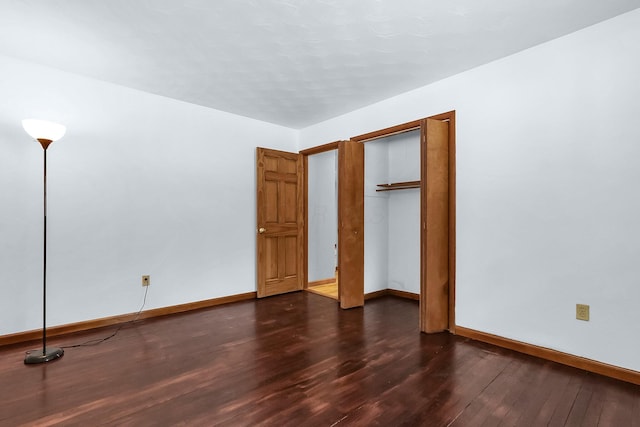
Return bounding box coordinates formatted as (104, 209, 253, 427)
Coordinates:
(362, 129, 422, 303)
(353, 111, 456, 333)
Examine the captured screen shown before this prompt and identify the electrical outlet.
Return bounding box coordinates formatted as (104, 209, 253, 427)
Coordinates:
(576, 304, 589, 321)
(142, 275, 150, 287)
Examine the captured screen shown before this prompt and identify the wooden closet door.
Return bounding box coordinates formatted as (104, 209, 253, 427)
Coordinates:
(338, 140, 364, 309)
(421, 118, 450, 332)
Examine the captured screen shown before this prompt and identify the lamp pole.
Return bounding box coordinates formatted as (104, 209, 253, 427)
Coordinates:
(23, 120, 65, 364)
(42, 141, 49, 357)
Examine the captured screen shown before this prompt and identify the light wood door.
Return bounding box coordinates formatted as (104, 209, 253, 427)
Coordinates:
(256, 147, 304, 297)
(420, 118, 450, 332)
(338, 140, 364, 309)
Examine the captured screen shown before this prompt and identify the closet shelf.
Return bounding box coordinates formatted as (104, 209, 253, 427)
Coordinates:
(376, 180, 421, 192)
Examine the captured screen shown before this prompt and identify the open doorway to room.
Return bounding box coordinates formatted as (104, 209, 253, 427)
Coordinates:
(300, 140, 364, 309)
(305, 148, 339, 301)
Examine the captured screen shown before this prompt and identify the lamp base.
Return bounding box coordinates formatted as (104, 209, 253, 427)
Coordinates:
(24, 347, 64, 364)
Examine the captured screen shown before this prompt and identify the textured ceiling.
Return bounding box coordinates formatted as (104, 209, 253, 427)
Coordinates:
(0, 0, 638, 129)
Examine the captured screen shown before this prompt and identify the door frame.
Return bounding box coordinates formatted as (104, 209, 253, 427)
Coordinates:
(300, 141, 340, 295)
(351, 111, 456, 333)
(301, 140, 366, 309)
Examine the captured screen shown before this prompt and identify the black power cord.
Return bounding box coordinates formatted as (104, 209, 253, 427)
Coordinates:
(60, 284, 150, 349)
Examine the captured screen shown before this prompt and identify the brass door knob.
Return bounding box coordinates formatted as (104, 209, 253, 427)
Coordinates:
(258, 227, 266, 234)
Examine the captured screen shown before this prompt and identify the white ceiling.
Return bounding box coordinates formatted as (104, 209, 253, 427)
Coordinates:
(0, 0, 638, 129)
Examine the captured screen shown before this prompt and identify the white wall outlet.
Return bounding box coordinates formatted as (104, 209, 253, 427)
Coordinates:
(142, 275, 150, 287)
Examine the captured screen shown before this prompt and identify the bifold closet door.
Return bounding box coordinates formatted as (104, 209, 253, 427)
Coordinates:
(338, 140, 364, 309)
(421, 118, 450, 332)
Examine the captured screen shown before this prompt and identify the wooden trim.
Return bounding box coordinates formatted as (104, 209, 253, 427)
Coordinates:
(308, 278, 336, 287)
(387, 289, 420, 301)
(445, 111, 456, 334)
(0, 292, 257, 347)
(300, 142, 339, 290)
(456, 326, 640, 386)
(296, 153, 306, 291)
(351, 119, 422, 143)
(364, 289, 420, 301)
(428, 110, 456, 123)
(302, 154, 309, 289)
(364, 289, 389, 300)
(299, 141, 340, 156)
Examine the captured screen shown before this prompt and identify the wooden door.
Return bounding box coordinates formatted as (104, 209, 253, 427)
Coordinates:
(338, 140, 364, 309)
(256, 147, 304, 297)
(420, 118, 450, 332)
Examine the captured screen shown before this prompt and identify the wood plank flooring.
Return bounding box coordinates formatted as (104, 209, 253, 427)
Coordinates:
(307, 282, 338, 300)
(0, 293, 638, 426)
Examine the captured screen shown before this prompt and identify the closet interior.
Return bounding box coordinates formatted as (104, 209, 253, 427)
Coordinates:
(364, 130, 421, 296)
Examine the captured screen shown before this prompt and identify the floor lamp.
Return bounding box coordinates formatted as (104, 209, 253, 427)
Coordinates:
(23, 119, 66, 364)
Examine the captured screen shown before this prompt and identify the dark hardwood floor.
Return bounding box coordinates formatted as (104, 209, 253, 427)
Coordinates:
(1, 293, 638, 426)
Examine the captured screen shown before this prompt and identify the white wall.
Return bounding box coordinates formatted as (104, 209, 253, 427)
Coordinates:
(387, 132, 420, 294)
(364, 140, 389, 293)
(307, 150, 337, 282)
(300, 9, 640, 372)
(0, 55, 297, 335)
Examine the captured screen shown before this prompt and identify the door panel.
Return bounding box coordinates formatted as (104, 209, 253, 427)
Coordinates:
(257, 147, 304, 297)
(420, 118, 450, 332)
(338, 140, 365, 309)
(264, 181, 279, 222)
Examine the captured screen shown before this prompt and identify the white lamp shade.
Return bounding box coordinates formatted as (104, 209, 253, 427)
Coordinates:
(22, 119, 66, 142)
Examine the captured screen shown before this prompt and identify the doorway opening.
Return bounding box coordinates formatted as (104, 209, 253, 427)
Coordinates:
(305, 148, 338, 301)
(301, 140, 364, 309)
